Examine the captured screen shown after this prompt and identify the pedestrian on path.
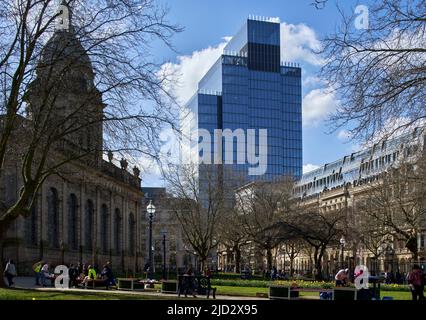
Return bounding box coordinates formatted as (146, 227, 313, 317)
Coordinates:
(32, 260, 44, 286)
(3, 259, 17, 287)
(408, 265, 425, 301)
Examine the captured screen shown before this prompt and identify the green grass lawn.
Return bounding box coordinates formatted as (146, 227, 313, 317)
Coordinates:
(0, 286, 414, 301)
(0, 288, 171, 300)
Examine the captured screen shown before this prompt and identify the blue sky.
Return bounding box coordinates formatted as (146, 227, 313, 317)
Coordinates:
(142, 0, 370, 186)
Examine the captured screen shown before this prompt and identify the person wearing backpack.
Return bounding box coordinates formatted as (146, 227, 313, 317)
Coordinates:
(32, 260, 44, 286)
(408, 265, 425, 300)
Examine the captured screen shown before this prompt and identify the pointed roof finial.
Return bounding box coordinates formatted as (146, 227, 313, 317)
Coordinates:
(55, 0, 73, 32)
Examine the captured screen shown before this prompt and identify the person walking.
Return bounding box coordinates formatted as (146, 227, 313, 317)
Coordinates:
(32, 261, 44, 286)
(3, 259, 17, 287)
(408, 265, 425, 301)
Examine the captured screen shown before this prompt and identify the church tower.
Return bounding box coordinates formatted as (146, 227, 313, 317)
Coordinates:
(25, 0, 104, 166)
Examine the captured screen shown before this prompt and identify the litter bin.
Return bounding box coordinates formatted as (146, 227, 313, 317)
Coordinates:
(357, 276, 381, 300)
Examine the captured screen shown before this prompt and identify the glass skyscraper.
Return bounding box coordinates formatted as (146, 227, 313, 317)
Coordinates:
(183, 17, 302, 194)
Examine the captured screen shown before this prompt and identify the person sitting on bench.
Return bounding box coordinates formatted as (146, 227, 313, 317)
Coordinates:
(101, 262, 116, 290)
(82, 265, 97, 289)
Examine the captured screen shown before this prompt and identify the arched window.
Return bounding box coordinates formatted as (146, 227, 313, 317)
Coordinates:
(128, 213, 136, 256)
(26, 197, 38, 246)
(68, 194, 78, 250)
(114, 209, 122, 254)
(101, 204, 109, 254)
(85, 199, 94, 251)
(47, 188, 59, 248)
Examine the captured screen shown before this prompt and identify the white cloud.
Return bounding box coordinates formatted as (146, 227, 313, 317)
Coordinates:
(302, 88, 337, 127)
(302, 75, 324, 88)
(337, 129, 352, 141)
(303, 163, 320, 174)
(159, 37, 230, 105)
(280, 22, 323, 66)
(159, 22, 323, 106)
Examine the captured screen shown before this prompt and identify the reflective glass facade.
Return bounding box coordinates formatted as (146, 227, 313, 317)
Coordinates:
(184, 17, 302, 195)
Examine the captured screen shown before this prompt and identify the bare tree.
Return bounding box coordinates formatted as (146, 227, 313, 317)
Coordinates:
(320, 0, 426, 142)
(357, 153, 426, 261)
(279, 208, 346, 280)
(164, 164, 230, 272)
(0, 0, 181, 285)
(236, 178, 295, 272)
(353, 200, 391, 273)
(217, 206, 249, 273)
(282, 240, 303, 277)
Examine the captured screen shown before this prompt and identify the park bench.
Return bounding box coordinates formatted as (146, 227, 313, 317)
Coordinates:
(177, 275, 216, 299)
(75, 278, 107, 289)
(269, 285, 333, 300)
(117, 278, 146, 291)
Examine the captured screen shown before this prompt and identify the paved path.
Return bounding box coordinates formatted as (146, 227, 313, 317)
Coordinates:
(6, 277, 267, 301)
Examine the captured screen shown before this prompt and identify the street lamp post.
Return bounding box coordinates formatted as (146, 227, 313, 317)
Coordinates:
(146, 200, 156, 280)
(340, 236, 346, 269)
(161, 230, 168, 280)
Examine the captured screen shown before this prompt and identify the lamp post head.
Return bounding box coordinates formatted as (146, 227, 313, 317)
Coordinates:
(340, 236, 346, 246)
(147, 200, 156, 217)
(146, 200, 155, 220)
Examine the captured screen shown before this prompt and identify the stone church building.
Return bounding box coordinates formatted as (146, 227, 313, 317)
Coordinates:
(0, 3, 145, 275)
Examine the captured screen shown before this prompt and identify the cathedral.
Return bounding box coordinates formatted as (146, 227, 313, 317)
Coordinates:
(0, 3, 145, 275)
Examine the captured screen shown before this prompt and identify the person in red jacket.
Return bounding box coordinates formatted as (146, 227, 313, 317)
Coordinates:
(407, 265, 425, 301)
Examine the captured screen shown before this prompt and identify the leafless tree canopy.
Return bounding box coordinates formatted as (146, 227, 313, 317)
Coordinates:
(356, 153, 426, 260)
(164, 164, 230, 271)
(0, 0, 181, 234)
(320, 0, 426, 142)
(236, 178, 295, 271)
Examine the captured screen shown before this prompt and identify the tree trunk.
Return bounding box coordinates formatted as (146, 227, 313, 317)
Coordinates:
(290, 258, 294, 277)
(199, 257, 206, 274)
(266, 248, 273, 272)
(0, 239, 6, 288)
(314, 259, 323, 281)
(234, 246, 241, 274)
(313, 247, 324, 281)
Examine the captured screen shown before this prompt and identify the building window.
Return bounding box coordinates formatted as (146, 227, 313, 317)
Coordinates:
(114, 209, 122, 255)
(47, 188, 60, 248)
(128, 213, 136, 256)
(101, 204, 109, 254)
(85, 199, 94, 251)
(68, 194, 78, 250)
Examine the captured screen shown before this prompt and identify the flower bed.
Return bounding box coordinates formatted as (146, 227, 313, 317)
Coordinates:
(210, 279, 410, 292)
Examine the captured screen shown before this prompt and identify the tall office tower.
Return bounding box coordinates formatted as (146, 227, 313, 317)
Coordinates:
(183, 17, 302, 197)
